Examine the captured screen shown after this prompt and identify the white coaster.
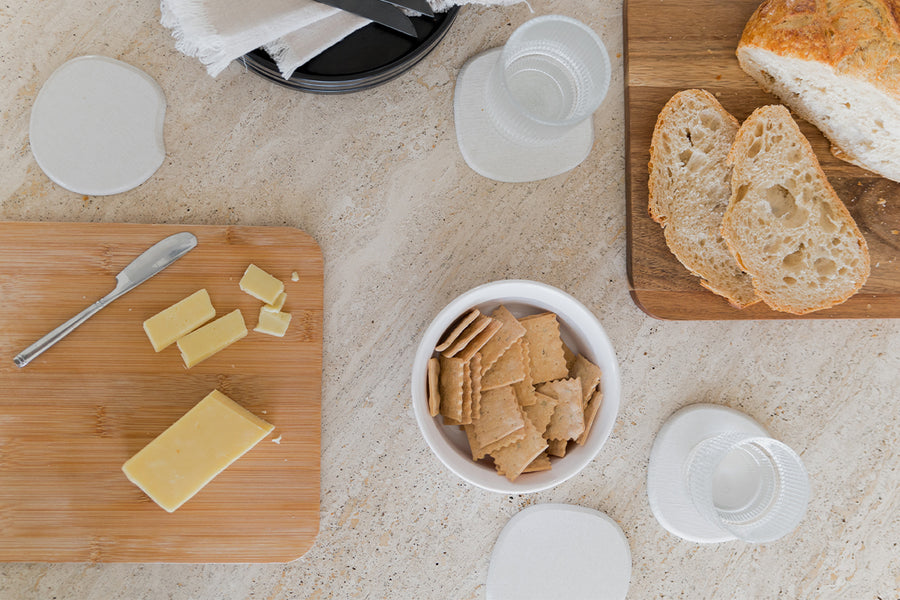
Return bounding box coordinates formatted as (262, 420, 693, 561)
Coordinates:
(29, 55, 166, 196)
(453, 48, 594, 183)
(647, 403, 769, 543)
(486, 504, 631, 600)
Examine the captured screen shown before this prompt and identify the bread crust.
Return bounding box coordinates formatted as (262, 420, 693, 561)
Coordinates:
(739, 0, 900, 102)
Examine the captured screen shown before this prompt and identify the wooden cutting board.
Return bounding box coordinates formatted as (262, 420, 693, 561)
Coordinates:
(625, 0, 900, 319)
(0, 222, 322, 562)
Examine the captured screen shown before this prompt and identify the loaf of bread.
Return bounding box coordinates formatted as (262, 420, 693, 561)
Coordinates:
(648, 89, 759, 308)
(722, 105, 870, 315)
(737, 0, 900, 182)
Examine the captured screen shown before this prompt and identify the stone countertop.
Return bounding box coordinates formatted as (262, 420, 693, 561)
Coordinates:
(1, 1, 899, 598)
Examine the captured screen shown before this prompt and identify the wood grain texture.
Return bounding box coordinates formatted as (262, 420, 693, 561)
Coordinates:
(625, 0, 900, 319)
(0, 222, 322, 563)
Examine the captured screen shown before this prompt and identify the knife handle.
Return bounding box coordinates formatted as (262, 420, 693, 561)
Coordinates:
(13, 297, 111, 368)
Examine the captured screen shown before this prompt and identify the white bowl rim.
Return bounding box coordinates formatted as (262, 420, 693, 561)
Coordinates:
(411, 279, 622, 493)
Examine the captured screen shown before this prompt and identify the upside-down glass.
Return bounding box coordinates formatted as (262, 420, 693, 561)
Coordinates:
(484, 15, 611, 146)
(686, 432, 810, 543)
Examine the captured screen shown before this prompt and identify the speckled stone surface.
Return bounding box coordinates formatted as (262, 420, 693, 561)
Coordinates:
(2, 1, 900, 598)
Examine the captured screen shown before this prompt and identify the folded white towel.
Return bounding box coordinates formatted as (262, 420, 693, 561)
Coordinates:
(162, 0, 523, 79)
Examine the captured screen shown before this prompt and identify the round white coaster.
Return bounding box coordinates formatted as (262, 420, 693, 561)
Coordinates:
(29, 55, 166, 196)
(647, 403, 769, 543)
(486, 504, 631, 600)
(453, 48, 594, 183)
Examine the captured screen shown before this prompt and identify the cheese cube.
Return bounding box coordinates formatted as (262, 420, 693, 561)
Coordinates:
(263, 291, 287, 312)
(254, 307, 292, 337)
(122, 390, 274, 513)
(239, 264, 284, 304)
(142, 289, 216, 351)
(176, 309, 247, 368)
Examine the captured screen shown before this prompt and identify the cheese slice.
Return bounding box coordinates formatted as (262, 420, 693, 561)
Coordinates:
(122, 389, 273, 512)
(239, 264, 284, 304)
(263, 291, 287, 312)
(176, 309, 247, 368)
(142, 289, 216, 351)
(254, 307, 292, 337)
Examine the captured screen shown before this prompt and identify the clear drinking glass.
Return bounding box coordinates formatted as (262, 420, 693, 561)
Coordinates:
(484, 15, 611, 146)
(685, 432, 810, 543)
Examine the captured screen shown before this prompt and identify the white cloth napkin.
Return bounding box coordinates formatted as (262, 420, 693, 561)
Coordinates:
(161, 0, 523, 79)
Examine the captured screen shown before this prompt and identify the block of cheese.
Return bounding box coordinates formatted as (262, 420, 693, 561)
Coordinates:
(122, 389, 274, 512)
(263, 291, 287, 312)
(142, 289, 216, 351)
(239, 264, 284, 304)
(254, 307, 292, 337)
(176, 309, 247, 368)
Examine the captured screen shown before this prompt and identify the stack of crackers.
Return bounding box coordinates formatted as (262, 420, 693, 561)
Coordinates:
(427, 305, 604, 482)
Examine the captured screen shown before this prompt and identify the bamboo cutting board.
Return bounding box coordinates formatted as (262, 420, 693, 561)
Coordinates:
(625, 0, 900, 319)
(0, 222, 322, 563)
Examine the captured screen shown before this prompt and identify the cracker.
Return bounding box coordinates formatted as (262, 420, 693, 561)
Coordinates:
(438, 356, 465, 422)
(538, 378, 585, 441)
(570, 354, 602, 406)
(456, 318, 502, 362)
(436, 309, 480, 353)
(522, 452, 552, 473)
(481, 339, 527, 391)
(520, 313, 569, 384)
(547, 438, 568, 458)
(468, 425, 527, 460)
(442, 314, 493, 358)
(472, 386, 525, 448)
(479, 305, 527, 370)
(470, 353, 483, 420)
(427, 357, 441, 417)
(461, 361, 473, 425)
(490, 418, 548, 482)
(576, 388, 604, 445)
(511, 338, 537, 406)
(521, 391, 558, 436)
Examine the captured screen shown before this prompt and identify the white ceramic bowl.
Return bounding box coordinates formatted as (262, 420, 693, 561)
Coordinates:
(411, 280, 621, 493)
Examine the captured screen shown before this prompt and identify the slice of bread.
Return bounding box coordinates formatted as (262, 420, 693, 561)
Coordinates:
(722, 105, 870, 314)
(737, 0, 900, 182)
(648, 89, 759, 308)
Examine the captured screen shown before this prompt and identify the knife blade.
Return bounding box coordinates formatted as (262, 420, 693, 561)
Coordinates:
(382, 0, 433, 18)
(315, 0, 418, 37)
(13, 231, 198, 368)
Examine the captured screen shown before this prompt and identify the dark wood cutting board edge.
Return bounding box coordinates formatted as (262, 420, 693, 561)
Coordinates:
(624, 0, 900, 320)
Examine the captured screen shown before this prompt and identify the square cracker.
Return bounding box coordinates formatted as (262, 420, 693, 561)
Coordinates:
(562, 342, 577, 373)
(570, 354, 602, 405)
(576, 388, 604, 445)
(490, 418, 548, 482)
(511, 338, 537, 407)
(457, 318, 502, 362)
(427, 357, 441, 417)
(481, 339, 527, 391)
(442, 314, 493, 358)
(479, 305, 527, 370)
(438, 356, 465, 422)
(522, 391, 558, 436)
(520, 313, 569, 384)
(472, 386, 525, 448)
(436, 309, 480, 353)
(467, 424, 526, 461)
(538, 378, 585, 441)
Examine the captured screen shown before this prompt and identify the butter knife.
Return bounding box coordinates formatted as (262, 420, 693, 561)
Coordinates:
(13, 232, 198, 368)
(315, 0, 418, 37)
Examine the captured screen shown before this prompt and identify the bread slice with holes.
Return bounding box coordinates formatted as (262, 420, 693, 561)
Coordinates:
(722, 105, 870, 314)
(737, 0, 900, 182)
(648, 89, 759, 308)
